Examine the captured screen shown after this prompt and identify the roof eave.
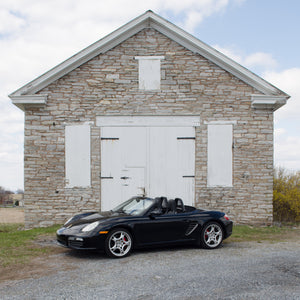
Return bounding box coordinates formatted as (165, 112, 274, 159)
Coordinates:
(9, 95, 48, 111)
(251, 94, 290, 111)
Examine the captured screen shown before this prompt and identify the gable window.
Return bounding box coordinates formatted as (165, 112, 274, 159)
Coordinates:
(135, 56, 164, 90)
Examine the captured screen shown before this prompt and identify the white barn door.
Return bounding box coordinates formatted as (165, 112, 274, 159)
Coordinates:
(100, 127, 147, 211)
(99, 118, 197, 211)
(148, 127, 195, 204)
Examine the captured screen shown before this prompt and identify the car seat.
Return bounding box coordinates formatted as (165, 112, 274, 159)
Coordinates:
(161, 197, 168, 214)
(168, 199, 177, 214)
(175, 198, 185, 213)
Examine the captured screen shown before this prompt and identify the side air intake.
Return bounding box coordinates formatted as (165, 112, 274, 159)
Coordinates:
(185, 222, 198, 236)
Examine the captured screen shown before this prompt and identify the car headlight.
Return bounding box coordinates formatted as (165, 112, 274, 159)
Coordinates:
(82, 221, 100, 232)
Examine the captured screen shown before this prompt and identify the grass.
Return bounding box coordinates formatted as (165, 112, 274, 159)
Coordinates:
(0, 224, 61, 267)
(227, 224, 300, 243)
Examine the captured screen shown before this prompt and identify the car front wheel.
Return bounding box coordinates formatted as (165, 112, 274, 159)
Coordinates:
(105, 228, 132, 258)
(200, 222, 223, 249)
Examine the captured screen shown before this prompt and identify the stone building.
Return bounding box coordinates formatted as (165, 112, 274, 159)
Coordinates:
(10, 11, 289, 228)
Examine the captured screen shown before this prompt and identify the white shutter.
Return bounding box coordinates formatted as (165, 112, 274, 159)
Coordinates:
(135, 56, 164, 90)
(65, 125, 91, 188)
(207, 124, 233, 187)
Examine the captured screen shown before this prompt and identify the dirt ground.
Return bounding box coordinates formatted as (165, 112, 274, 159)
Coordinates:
(0, 244, 70, 282)
(0, 208, 24, 224)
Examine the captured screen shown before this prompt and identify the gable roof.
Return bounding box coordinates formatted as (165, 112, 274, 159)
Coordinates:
(9, 10, 289, 111)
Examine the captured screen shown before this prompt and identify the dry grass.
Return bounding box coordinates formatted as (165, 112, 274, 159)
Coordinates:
(227, 224, 300, 243)
(0, 207, 24, 224)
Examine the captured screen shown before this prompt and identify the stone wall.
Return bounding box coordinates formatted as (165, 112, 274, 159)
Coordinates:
(24, 28, 273, 227)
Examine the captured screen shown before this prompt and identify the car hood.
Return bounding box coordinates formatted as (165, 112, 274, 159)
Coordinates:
(66, 211, 127, 227)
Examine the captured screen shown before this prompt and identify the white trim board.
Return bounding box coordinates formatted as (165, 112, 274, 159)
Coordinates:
(96, 116, 200, 127)
(134, 56, 165, 60)
(204, 120, 237, 125)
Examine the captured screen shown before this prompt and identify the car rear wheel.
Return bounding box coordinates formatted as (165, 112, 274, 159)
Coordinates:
(200, 222, 223, 249)
(105, 228, 132, 258)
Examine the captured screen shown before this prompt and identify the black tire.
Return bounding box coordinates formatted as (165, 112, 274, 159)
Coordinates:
(105, 228, 132, 258)
(200, 222, 224, 249)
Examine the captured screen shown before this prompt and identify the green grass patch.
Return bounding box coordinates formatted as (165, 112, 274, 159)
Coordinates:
(0, 224, 61, 267)
(228, 224, 300, 243)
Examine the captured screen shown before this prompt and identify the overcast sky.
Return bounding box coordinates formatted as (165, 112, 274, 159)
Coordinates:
(1, 0, 300, 191)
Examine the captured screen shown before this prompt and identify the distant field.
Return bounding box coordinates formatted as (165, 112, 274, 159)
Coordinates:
(0, 208, 24, 224)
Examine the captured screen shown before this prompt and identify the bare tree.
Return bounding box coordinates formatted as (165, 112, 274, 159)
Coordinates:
(0, 186, 14, 206)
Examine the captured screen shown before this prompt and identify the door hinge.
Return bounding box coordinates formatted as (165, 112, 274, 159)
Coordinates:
(101, 137, 119, 140)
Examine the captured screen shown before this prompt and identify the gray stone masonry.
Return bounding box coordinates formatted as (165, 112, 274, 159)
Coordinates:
(24, 28, 273, 227)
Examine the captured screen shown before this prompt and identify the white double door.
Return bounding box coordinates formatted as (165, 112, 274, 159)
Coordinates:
(100, 126, 195, 210)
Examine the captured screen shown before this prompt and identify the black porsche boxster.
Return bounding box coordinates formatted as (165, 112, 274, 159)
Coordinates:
(57, 196, 233, 258)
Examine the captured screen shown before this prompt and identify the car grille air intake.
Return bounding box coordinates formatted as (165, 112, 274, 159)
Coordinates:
(68, 237, 84, 248)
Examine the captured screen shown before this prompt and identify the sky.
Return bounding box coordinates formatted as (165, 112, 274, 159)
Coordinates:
(1, 0, 300, 191)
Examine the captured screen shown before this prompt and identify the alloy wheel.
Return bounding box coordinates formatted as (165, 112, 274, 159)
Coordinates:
(106, 229, 132, 258)
(202, 222, 223, 249)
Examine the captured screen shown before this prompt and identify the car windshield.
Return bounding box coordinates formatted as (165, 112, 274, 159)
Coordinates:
(112, 197, 155, 215)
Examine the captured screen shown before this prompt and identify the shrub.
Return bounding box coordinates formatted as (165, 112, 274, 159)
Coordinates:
(273, 168, 300, 223)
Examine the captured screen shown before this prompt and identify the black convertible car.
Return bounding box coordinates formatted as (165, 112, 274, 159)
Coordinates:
(57, 196, 233, 258)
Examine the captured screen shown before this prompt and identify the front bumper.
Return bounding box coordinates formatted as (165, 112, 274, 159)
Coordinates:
(56, 227, 106, 250)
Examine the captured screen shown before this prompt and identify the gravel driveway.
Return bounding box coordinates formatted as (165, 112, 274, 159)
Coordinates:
(1, 240, 300, 300)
